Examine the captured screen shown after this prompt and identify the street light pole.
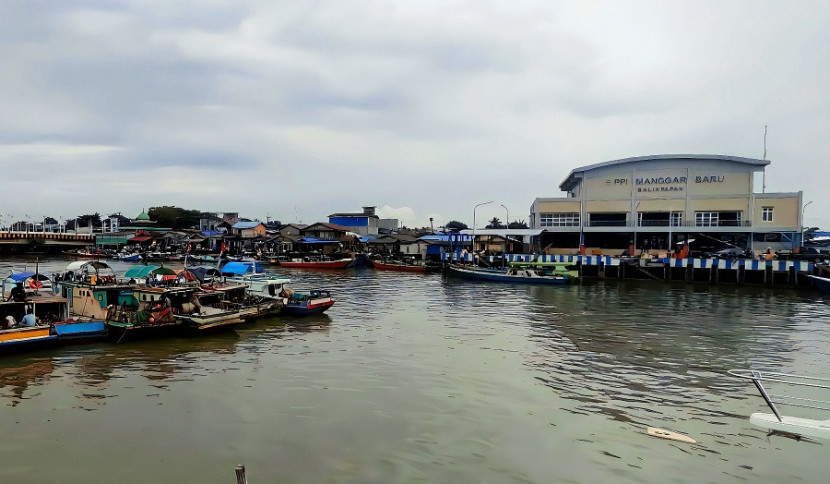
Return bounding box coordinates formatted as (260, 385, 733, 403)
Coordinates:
(500, 204, 509, 229)
(472, 201, 493, 254)
(801, 200, 813, 247)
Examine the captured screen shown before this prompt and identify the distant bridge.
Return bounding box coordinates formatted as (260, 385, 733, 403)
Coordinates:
(0, 231, 95, 254)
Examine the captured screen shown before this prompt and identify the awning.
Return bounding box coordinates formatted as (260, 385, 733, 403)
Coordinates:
(124, 265, 177, 278)
(221, 261, 262, 275)
(65, 261, 113, 273)
(128, 235, 154, 242)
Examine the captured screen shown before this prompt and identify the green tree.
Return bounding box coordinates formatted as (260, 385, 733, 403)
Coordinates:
(148, 206, 201, 229)
(508, 219, 529, 229)
(485, 217, 503, 229)
(444, 220, 468, 231)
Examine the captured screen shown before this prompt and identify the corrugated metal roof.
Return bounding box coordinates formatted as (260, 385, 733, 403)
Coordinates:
(233, 222, 263, 229)
(559, 154, 770, 192)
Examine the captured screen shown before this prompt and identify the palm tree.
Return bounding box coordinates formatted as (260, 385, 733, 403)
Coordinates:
(486, 217, 503, 229)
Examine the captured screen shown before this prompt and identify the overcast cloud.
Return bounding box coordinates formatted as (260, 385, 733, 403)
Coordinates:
(2, 1, 828, 229)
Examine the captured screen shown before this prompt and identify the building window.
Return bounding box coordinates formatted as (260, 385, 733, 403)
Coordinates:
(762, 207, 773, 222)
(670, 212, 683, 227)
(695, 212, 719, 227)
(540, 213, 580, 227)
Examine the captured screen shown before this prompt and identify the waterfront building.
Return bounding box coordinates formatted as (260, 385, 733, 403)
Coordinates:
(529, 154, 804, 255)
(328, 206, 380, 236)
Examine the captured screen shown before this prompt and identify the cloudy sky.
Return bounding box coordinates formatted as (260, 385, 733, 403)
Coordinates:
(2, 1, 829, 229)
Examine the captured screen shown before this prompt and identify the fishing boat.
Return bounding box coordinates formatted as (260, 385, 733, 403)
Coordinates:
(63, 247, 107, 259)
(277, 256, 355, 269)
(3, 271, 53, 296)
(282, 289, 335, 315)
(445, 262, 577, 284)
(807, 275, 830, 294)
(370, 257, 441, 273)
(1, 291, 107, 351)
(729, 369, 830, 440)
(103, 285, 247, 340)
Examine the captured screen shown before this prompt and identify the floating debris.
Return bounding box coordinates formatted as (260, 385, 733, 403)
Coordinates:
(647, 427, 697, 444)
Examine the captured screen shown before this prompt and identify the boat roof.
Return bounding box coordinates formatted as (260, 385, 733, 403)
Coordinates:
(7, 272, 36, 282)
(221, 261, 262, 275)
(65, 260, 113, 272)
(226, 274, 291, 284)
(124, 265, 177, 278)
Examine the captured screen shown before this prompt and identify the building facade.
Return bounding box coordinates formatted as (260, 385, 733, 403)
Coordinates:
(328, 206, 379, 236)
(529, 154, 804, 255)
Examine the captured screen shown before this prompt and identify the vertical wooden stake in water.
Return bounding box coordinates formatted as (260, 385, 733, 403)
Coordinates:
(235, 464, 247, 484)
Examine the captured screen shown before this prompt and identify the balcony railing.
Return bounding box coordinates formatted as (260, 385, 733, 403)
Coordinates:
(586, 220, 752, 228)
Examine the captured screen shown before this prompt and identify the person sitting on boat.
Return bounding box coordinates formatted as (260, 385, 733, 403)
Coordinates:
(4, 315, 17, 328)
(6, 282, 28, 302)
(21, 308, 37, 327)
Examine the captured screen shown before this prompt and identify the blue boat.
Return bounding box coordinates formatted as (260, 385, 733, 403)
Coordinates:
(1, 292, 106, 352)
(808, 275, 830, 294)
(445, 263, 576, 284)
(282, 290, 335, 315)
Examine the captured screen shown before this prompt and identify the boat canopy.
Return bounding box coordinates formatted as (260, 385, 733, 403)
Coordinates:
(8, 272, 36, 282)
(221, 261, 262, 275)
(182, 265, 222, 282)
(65, 260, 113, 272)
(124, 265, 177, 278)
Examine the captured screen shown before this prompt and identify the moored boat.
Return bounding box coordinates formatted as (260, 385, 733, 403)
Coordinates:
(807, 275, 830, 294)
(282, 289, 335, 315)
(278, 256, 355, 269)
(1, 292, 107, 352)
(370, 257, 441, 273)
(445, 262, 577, 284)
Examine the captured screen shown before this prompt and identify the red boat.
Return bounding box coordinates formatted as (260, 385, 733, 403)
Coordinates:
(370, 259, 440, 273)
(278, 257, 355, 269)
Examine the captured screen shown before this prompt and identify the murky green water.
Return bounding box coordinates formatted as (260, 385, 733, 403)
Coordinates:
(2, 256, 829, 483)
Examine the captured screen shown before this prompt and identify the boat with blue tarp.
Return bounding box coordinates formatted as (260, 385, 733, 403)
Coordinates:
(1, 291, 107, 352)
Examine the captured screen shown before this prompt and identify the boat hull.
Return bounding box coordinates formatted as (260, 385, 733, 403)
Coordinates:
(278, 259, 354, 269)
(750, 412, 830, 440)
(282, 300, 334, 315)
(370, 260, 439, 272)
(445, 265, 574, 284)
(808, 275, 830, 294)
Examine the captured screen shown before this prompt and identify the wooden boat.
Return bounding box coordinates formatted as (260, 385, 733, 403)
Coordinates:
(103, 285, 249, 340)
(63, 247, 107, 259)
(807, 275, 830, 294)
(445, 263, 576, 284)
(282, 290, 335, 315)
(1, 292, 107, 351)
(370, 257, 441, 273)
(278, 257, 355, 269)
(730, 369, 830, 440)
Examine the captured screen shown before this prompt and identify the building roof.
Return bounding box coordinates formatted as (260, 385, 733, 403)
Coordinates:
(459, 229, 545, 237)
(232, 221, 263, 229)
(328, 212, 380, 219)
(559, 154, 770, 192)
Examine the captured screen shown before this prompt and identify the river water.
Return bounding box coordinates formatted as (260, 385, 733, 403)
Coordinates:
(1, 256, 828, 483)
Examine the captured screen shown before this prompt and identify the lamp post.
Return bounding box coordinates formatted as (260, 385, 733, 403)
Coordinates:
(802, 200, 813, 247)
(472, 200, 493, 254)
(500, 204, 509, 229)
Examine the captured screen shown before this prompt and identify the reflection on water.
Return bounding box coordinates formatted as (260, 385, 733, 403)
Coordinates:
(1, 256, 829, 482)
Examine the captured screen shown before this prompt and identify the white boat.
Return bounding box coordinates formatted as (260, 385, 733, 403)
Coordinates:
(730, 369, 830, 440)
